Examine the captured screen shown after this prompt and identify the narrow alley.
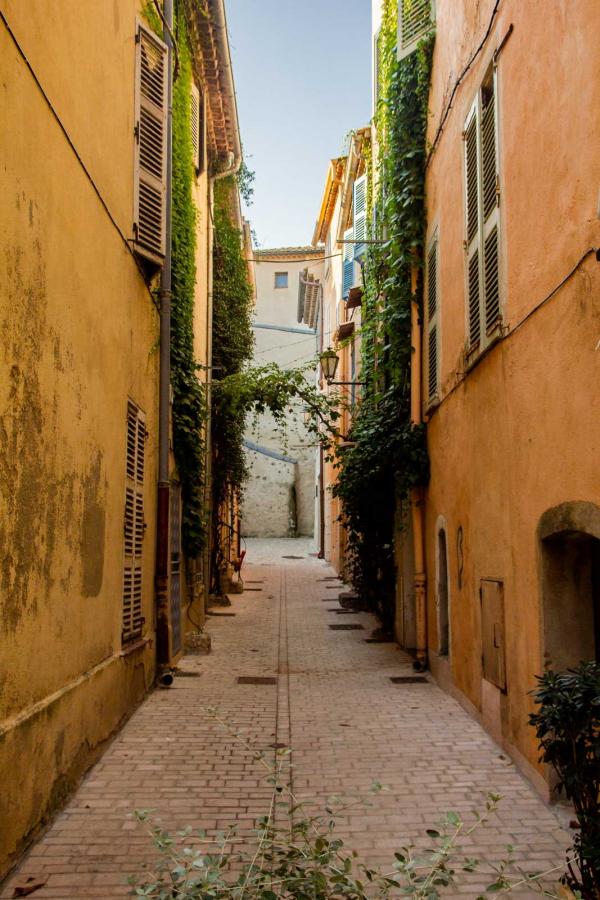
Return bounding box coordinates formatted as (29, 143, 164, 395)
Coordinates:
(3, 542, 570, 899)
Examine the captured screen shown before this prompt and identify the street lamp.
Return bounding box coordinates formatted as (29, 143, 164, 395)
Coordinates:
(319, 347, 339, 384)
(319, 347, 365, 387)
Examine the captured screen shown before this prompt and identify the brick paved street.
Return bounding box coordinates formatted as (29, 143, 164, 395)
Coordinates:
(2, 540, 571, 898)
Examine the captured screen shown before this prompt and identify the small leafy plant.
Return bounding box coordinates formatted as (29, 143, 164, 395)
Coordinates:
(130, 708, 575, 898)
(530, 662, 600, 898)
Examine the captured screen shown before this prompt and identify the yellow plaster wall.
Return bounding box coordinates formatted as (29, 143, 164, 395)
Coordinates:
(0, 0, 159, 875)
(423, 0, 600, 780)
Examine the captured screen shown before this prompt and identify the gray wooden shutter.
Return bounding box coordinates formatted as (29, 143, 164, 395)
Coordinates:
(123, 401, 146, 644)
(481, 73, 500, 334)
(133, 22, 168, 263)
(464, 69, 501, 356)
(464, 105, 481, 350)
(426, 234, 439, 403)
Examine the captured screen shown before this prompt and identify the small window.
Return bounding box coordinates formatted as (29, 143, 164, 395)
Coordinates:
(274, 272, 288, 289)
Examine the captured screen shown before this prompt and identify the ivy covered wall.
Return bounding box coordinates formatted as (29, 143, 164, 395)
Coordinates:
(332, 0, 434, 628)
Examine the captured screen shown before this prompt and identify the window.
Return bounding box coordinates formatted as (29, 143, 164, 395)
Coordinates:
(133, 22, 168, 264)
(353, 174, 367, 261)
(342, 227, 354, 298)
(464, 66, 501, 358)
(190, 82, 204, 174)
(122, 401, 146, 644)
(398, 0, 434, 61)
(426, 231, 439, 404)
(274, 272, 288, 289)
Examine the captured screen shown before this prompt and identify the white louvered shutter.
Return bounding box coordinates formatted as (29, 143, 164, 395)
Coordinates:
(122, 401, 146, 644)
(398, 0, 433, 61)
(426, 234, 439, 403)
(190, 82, 200, 172)
(464, 103, 481, 351)
(353, 174, 367, 260)
(481, 73, 500, 335)
(464, 69, 501, 356)
(342, 227, 354, 298)
(133, 23, 168, 263)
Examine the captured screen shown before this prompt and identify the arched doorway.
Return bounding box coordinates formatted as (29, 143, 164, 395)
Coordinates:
(436, 518, 450, 656)
(539, 501, 600, 671)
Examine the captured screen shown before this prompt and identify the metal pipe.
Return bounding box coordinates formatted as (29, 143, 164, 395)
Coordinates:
(155, 0, 174, 674)
(409, 265, 427, 669)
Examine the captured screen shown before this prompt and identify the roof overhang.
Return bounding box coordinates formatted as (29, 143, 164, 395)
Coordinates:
(185, 0, 242, 174)
(312, 157, 346, 247)
(335, 127, 371, 246)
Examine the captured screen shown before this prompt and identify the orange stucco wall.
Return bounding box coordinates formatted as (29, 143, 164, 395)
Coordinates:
(422, 0, 600, 784)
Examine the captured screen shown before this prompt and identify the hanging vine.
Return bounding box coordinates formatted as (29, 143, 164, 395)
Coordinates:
(332, 0, 434, 628)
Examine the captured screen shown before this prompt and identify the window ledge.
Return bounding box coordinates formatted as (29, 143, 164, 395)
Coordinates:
(120, 635, 152, 657)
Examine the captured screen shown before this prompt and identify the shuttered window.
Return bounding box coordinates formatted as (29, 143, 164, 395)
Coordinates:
(122, 401, 146, 644)
(464, 67, 501, 357)
(342, 227, 354, 298)
(426, 232, 439, 404)
(190, 82, 204, 174)
(353, 174, 367, 260)
(398, 0, 434, 61)
(133, 22, 168, 264)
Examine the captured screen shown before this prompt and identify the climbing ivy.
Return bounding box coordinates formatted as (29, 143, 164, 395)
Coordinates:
(209, 179, 255, 589)
(332, 0, 434, 628)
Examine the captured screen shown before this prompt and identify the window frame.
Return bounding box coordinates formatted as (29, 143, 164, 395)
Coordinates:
(425, 227, 440, 410)
(274, 271, 288, 289)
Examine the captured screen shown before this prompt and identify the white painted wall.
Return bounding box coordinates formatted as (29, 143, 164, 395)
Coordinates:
(241, 251, 324, 538)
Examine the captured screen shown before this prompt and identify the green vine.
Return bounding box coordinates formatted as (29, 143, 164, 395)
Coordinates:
(332, 0, 434, 628)
(209, 179, 255, 589)
(170, 5, 208, 557)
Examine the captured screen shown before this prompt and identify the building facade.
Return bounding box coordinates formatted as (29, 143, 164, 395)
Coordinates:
(0, 0, 242, 876)
(420, 0, 600, 793)
(242, 247, 323, 539)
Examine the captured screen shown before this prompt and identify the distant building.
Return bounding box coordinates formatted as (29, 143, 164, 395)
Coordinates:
(241, 247, 323, 539)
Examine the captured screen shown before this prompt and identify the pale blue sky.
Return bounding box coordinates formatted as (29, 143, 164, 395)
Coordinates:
(226, 0, 372, 249)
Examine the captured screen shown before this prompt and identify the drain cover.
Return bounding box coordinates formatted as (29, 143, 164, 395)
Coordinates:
(246, 580, 264, 584)
(282, 555, 304, 559)
(365, 637, 395, 643)
(237, 676, 278, 685)
(389, 676, 428, 684)
(207, 611, 236, 617)
(318, 577, 339, 582)
(173, 670, 202, 678)
(329, 624, 364, 631)
(243, 588, 263, 592)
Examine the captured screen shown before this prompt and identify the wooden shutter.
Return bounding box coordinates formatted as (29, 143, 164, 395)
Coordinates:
(426, 234, 439, 403)
(133, 22, 168, 263)
(353, 174, 367, 260)
(122, 401, 146, 644)
(481, 73, 500, 334)
(190, 82, 201, 172)
(398, 0, 432, 61)
(464, 69, 501, 355)
(342, 227, 354, 298)
(464, 104, 481, 350)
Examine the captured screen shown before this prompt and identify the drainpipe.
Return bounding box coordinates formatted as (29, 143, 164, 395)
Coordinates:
(155, 0, 174, 673)
(409, 264, 427, 671)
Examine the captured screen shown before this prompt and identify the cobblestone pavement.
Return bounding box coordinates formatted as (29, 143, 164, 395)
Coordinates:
(3, 539, 571, 898)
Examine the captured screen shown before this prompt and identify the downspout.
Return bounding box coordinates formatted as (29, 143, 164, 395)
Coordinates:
(155, 0, 174, 674)
(318, 283, 325, 559)
(409, 265, 427, 671)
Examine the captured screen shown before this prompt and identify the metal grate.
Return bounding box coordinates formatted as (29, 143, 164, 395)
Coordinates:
(282, 555, 304, 559)
(389, 676, 428, 684)
(243, 588, 263, 592)
(365, 636, 395, 644)
(329, 624, 364, 631)
(237, 676, 277, 685)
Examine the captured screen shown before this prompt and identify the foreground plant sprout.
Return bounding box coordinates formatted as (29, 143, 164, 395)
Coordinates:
(129, 709, 578, 898)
